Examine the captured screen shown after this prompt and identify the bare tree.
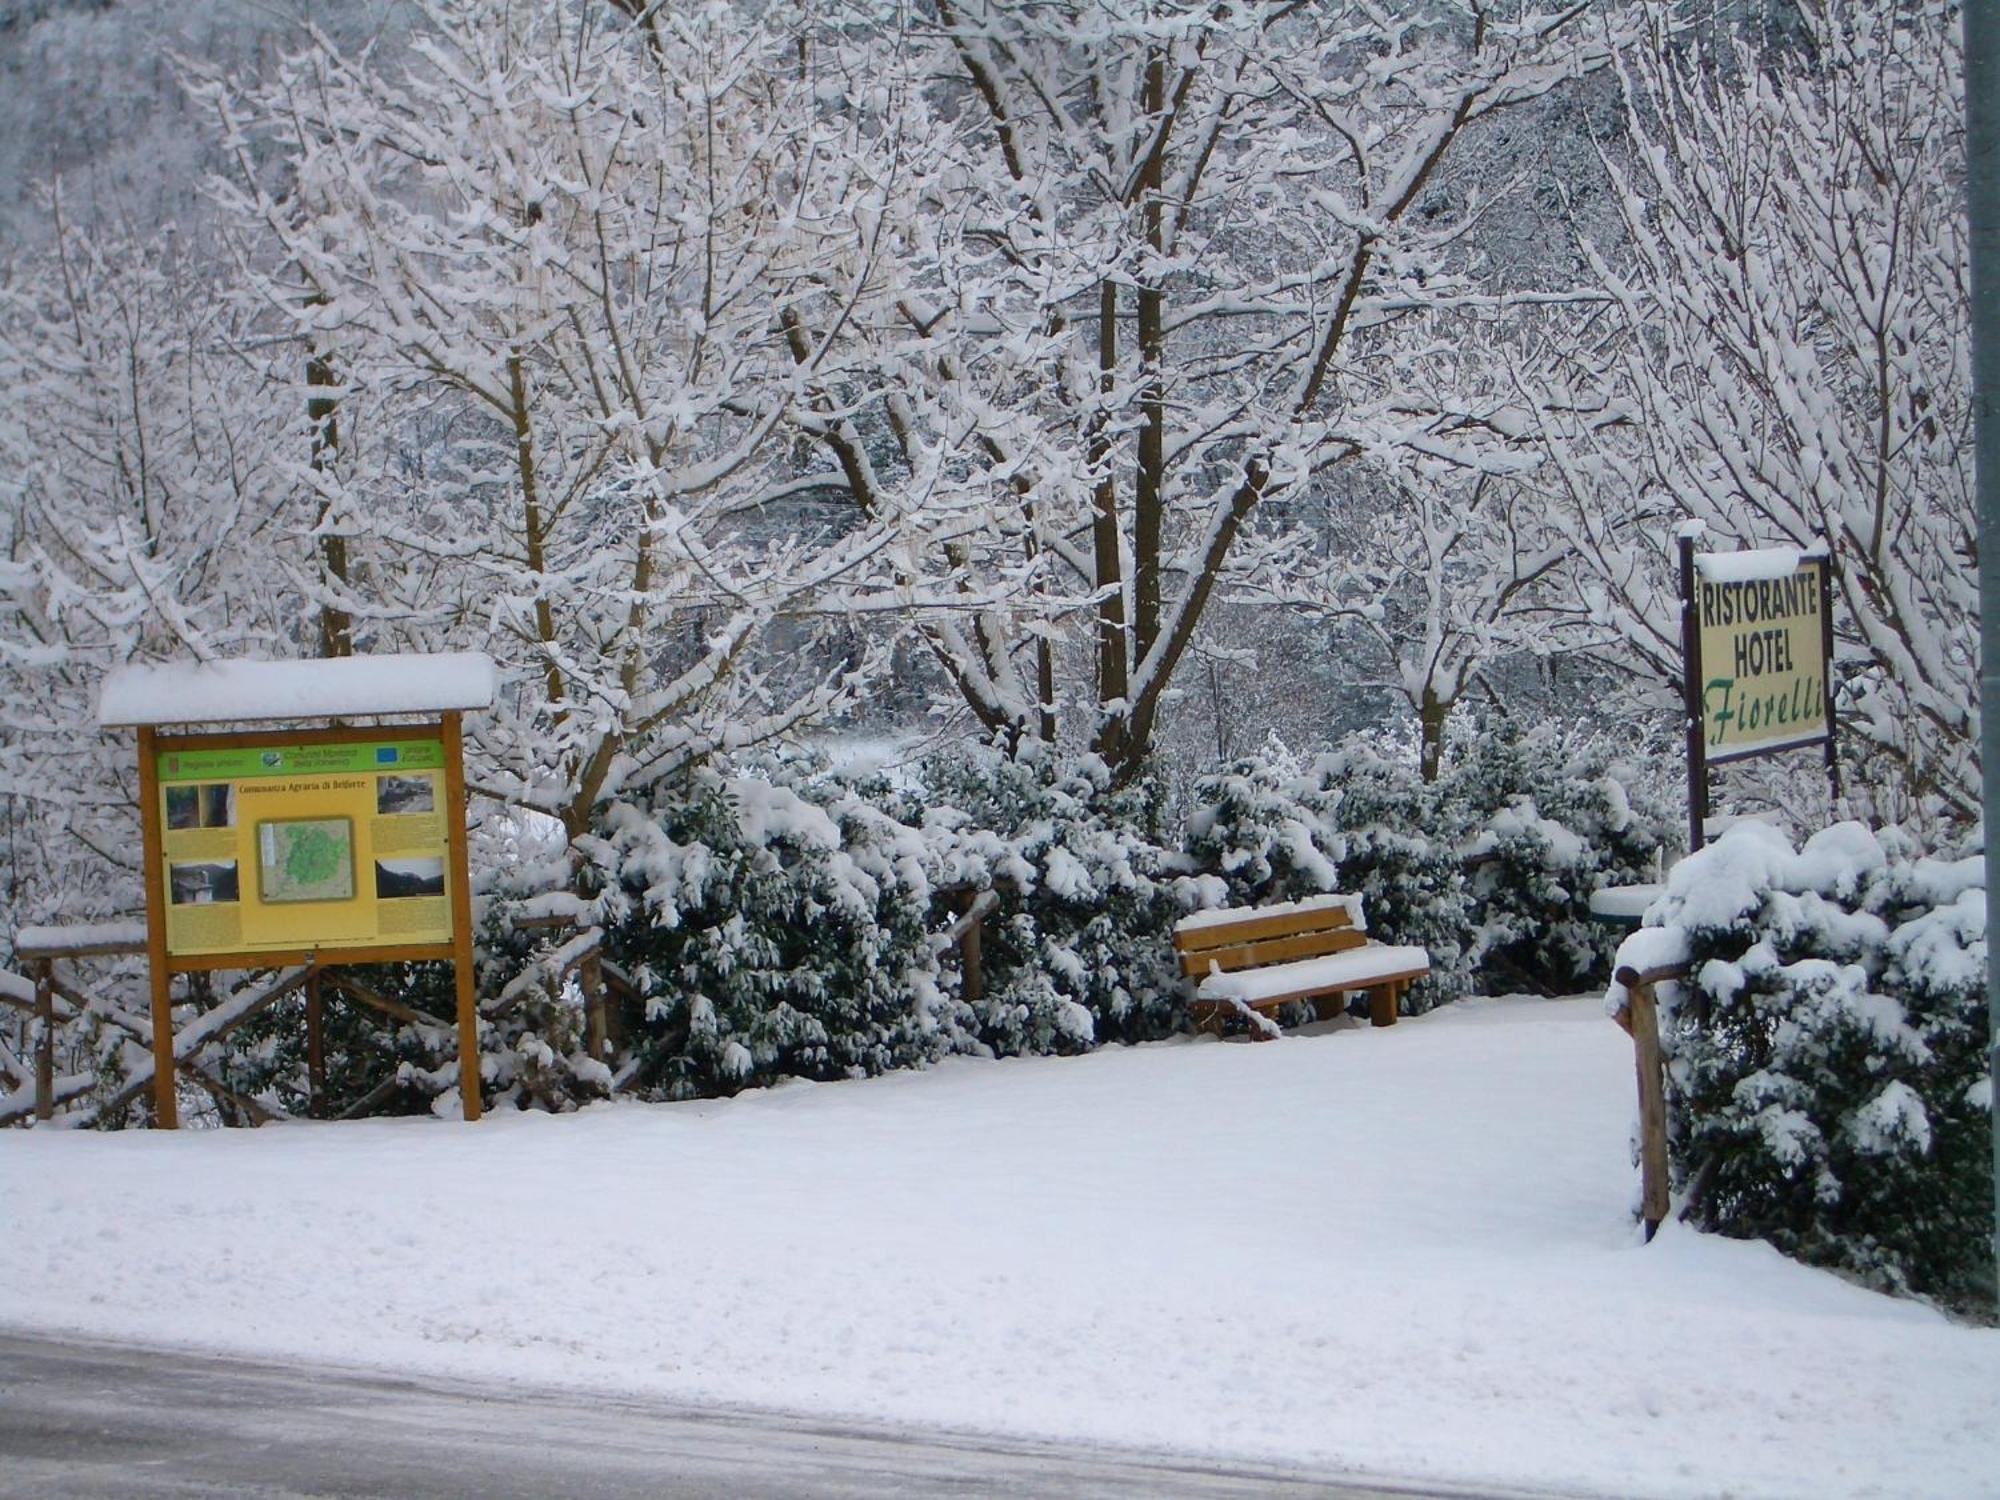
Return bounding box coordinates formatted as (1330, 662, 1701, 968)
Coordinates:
(1542, 0, 1975, 827)
(782, 0, 1617, 782)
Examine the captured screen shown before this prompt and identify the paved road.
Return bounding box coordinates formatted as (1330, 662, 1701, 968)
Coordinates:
(0, 1333, 1518, 1499)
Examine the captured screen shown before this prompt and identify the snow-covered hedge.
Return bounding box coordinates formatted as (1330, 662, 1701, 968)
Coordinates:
(1628, 821, 1992, 1315)
(9, 726, 1674, 1123)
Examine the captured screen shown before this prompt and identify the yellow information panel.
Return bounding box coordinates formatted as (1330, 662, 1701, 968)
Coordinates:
(155, 736, 453, 958)
(1694, 562, 1830, 763)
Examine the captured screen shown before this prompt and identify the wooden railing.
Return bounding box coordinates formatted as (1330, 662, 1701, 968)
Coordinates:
(8, 889, 1000, 1124)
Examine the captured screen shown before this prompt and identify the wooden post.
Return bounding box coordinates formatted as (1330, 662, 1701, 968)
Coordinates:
(305, 969, 326, 1120)
(960, 907, 984, 1010)
(1628, 977, 1672, 1240)
(1369, 982, 1397, 1028)
(440, 711, 482, 1122)
(944, 886, 991, 1009)
(136, 725, 179, 1129)
(33, 958, 54, 1123)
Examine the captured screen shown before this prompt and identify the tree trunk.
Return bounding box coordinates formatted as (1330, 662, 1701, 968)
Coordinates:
(1419, 683, 1452, 784)
(306, 338, 352, 660)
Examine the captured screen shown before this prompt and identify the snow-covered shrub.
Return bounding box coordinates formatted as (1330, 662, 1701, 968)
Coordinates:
(592, 766, 965, 1101)
(1642, 822, 1992, 1315)
(910, 743, 1196, 1050)
(1451, 721, 1676, 993)
(1308, 740, 1473, 1010)
(1183, 735, 1344, 901)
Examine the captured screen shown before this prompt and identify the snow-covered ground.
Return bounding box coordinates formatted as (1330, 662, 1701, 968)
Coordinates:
(3, 996, 1994, 1499)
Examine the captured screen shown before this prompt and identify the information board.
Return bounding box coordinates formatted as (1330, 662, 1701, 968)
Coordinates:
(154, 737, 453, 958)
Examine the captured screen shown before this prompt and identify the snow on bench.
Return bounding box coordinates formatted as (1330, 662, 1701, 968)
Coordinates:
(1196, 944, 1433, 1008)
(1173, 892, 1367, 937)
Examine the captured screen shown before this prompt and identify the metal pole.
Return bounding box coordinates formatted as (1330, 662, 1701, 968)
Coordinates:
(1679, 534, 1708, 854)
(1963, 0, 2000, 1297)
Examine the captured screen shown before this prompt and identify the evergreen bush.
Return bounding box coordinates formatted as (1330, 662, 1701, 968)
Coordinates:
(1645, 822, 1992, 1315)
(593, 764, 965, 1100)
(1450, 720, 1675, 993)
(910, 742, 1196, 1050)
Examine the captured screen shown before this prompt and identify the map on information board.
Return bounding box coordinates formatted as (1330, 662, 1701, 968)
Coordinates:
(257, 818, 356, 904)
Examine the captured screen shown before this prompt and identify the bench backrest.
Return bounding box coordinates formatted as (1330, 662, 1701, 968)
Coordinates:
(1172, 902, 1368, 976)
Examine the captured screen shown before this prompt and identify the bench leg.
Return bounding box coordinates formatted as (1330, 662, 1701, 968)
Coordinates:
(1369, 982, 1398, 1028)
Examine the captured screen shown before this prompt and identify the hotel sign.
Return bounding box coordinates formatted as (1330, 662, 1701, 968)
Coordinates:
(1677, 538, 1839, 852)
(1692, 558, 1831, 762)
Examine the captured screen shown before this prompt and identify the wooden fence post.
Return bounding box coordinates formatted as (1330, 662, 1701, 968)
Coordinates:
(306, 969, 326, 1120)
(1627, 976, 1672, 1240)
(943, 887, 996, 1009)
(580, 948, 609, 1065)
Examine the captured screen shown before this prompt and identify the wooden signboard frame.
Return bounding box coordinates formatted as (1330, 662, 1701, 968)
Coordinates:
(1678, 536, 1840, 853)
(133, 714, 482, 1127)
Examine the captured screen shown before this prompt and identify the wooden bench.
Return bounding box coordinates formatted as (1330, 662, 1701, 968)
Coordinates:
(1172, 895, 1430, 1040)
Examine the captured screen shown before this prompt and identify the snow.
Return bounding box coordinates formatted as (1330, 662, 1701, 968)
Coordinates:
(1692, 546, 1805, 584)
(4, 997, 1994, 1500)
(97, 653, 498, 727)
(1195, 944, 1430, 1003)
(1173, 892, 1366, 935)
(12, 921, 148, 956)
(1587, 883, 1662, 920)
(1611, 925, 1692, 979)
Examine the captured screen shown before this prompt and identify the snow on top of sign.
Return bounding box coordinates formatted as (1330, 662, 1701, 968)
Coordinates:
(98, 653, 498, 727)
(1694, 546, 1804, 584)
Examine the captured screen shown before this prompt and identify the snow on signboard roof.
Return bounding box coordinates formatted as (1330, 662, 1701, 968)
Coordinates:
(97, 653, 498, 728)
(1691, 543, 1827, 584)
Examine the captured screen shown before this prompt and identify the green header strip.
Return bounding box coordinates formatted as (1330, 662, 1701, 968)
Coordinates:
(157, 740, 446, 783)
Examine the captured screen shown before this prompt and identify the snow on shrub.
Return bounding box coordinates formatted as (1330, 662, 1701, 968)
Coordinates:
(1452, 721, 1676, 993)
(591, 764, 967, 1100)
(1633, 821, 1992, 1315)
